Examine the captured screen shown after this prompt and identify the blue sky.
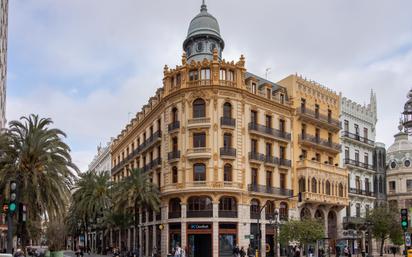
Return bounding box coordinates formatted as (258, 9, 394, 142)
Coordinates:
(7, 0, 412, 171)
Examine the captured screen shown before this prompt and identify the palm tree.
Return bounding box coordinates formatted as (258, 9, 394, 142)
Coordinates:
(0, 114, 78, 247)
(71, 170, 112, 252)
(112, 168, 160, 249)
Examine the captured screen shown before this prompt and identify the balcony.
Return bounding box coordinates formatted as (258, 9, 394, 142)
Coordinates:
(220, 117, 236, 128)
(168, 121, 180, 133)
(299, 191, 349, 206)
(341, 131, 374, 147)
(219, 80, 236, 87)
(218, 210, 238, 218)
(248, 184, 293, 197)
(187, 210, 213, 218)
(297, 107, 340, 132)
(342, 216, 366, 230)
(187, 79, 211, 87)
(140, 130, 162, 153)
(220, 147, 236, 159)
(168, 150, 180, 162)
(187, 147, 212, 160)
(279, 158, 292, 167)
(250, 211, 261, 220)
(168, 211, 181, 219)
(299, 134, 341, 154)
(187, 117, 211, 129)
(249, 152, 265, 163)
(343, 158, 376, 172)
(349, 188, 375, 197)
(264, 155, 278, 166)
(248, 123, 291, 142)
(151, 157, 162, 169)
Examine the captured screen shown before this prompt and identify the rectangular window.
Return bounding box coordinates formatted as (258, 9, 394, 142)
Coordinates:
(364, 153, 369, 165)
(301, 149, 307, 159)
(356, 176, 361, 191)
(364, 127, 368, 140)
(157, 119, 161, 132)
(189, 70, 199, 81)
(301, 124, 306, 138)
(266, 171, 272, 188)
(251, 110, 257, 124)
(172, 137, 178, 152)
(150, 126, 154, 137)
(355, 150, 359, 163)
(365, 178, 370, 193)
(356, 204, 360, 218)
(389, 181, 396, 191)
(266, 88, 271, 99)
(228, 70, 235, 81)
(407, 180, 412, 191)
(176, 73, 181, 85)
(328, 109, 332, 122)
(345, 147, 350, 160)
(193, 133, 206, 148)
(328, 133, 332, 144)
(279, 119, 285, 133)
(354, 124, 359, 136)
(251, 139, 258, 153)
(315, 128, 320, 142)
(220, 69, 226, 80)
(344, 120, 349, 132)
(265, 143, 272, 157)
(252, 83, 257, 94)
(265, 115, 272, 128)
(365, 205, 370, 216)
(201, 68, 210, 80)
(315, 153, 321, 162)
(301, 98, 306, 112)
(279, 146, 286, 159)
(223, 133, 232, 148)
(315, 104, 320, 118)
(280, 173, 286, 189)
(328, 157, 333, 165)
(251, 168, 258, 185)
(280, 94, 285, 104)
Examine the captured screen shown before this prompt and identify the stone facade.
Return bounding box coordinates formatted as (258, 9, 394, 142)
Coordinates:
(88, 140, 112, 175)
(0, 0, 7, 129)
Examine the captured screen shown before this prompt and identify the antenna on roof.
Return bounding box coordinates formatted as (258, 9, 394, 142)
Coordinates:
(201, 0, 207, 11)
(265, 68, 271, 80)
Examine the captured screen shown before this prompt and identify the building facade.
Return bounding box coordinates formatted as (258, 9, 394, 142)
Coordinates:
(111, 3, 295, 257)
(0, 0, 7, 129)
(277, 75, 349, 252)
(339, 93, 379, 254)
(89, 140, 112, 175)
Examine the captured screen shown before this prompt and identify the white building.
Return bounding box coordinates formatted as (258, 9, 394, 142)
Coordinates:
(88, 140, 112, 175)
(339, 91, 378, 254)
(0, 0, 8, 129)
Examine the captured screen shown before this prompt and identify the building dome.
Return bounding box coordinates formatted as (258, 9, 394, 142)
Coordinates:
(183, 1, 225, 62)
(387, 131, 412, 154)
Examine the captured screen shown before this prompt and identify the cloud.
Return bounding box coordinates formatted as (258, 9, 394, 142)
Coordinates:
(7, 0, 412, 170)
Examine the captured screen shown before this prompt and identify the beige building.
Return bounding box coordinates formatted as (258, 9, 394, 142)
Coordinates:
(0, 0, 7, 129)
(111, 2, 294, 257)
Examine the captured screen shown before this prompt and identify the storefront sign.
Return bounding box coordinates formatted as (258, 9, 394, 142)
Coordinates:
(189, 224, 211, 230)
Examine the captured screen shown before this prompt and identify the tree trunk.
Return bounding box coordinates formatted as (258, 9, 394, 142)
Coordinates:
(380, 238, 385, 256)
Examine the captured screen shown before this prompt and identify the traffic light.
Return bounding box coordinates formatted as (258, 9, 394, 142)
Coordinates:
(8, 181, 17, 214)
(401, 208, 408, 231)
(18, 203, 27, 222)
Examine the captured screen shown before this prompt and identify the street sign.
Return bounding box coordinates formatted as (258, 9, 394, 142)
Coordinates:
(245, 235, 255, 240)
(406, 232, 411, 247)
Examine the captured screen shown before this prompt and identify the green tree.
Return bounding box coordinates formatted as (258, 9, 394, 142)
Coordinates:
(0, 114, 78, 247)
(368, 206, 403, 256)
(279, 219, 324, 254)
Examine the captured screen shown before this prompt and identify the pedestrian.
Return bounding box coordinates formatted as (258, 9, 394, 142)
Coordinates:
(182, 246, 187, 257)
(240, 247, 246, 257)
(344, 246, 349, 257)
(392, 246, 397, 257)
(295, 246, 300, 257)
(75, 248, 81, 257)
(174, 244, 182, 257)
(247, 245, 254, 257)
(233, 245, 240, 257)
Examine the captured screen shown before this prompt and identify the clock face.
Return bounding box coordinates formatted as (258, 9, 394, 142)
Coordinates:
(197, 42, 203, 52)
(390, 161, 397, 169)
(405, 159, 411, 167)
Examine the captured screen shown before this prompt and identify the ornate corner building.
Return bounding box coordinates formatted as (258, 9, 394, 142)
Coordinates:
(110, 2, 349, 257)
(0, 0, 7, 129)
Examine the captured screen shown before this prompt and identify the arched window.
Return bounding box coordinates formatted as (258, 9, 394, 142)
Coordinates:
(279, 202, 288, 221)
(300, 207, 311, 220)
(339, 183, 344, 197)
(299, 177, 306, 192)
(187, 196, 213, 217)
(223, 133, 232, 148)
(311, 178, 317, 193)
(250, 199, 260, 219)
(265, 201, 275, 219)
(325, 180, 331, 195)
(193, 163, 206, 181)
(169, 198, 181, 218)
(224, 164, 232, 182)
(223, 102, 232, 118)
(172, 107, 178, 123)
(219, 196, 237, 217)
(193, 98, 206, 118)
(172, 166, 178, 184)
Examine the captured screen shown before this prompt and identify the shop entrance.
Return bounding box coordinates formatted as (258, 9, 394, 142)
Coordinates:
(188, 234, 212, 257)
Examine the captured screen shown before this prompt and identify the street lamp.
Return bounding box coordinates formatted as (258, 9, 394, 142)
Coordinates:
(365, 221, 373, 257)
(269, 210, 279, 257)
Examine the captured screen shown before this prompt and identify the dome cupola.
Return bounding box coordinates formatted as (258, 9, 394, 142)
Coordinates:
(183, 0, 225, 62)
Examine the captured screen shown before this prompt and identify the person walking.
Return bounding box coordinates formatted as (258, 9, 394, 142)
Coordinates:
(233, 245, 240, 257)
(247, 245, 254, 257)
(174, 244, 182, 257)
(240, 247, 246, 257)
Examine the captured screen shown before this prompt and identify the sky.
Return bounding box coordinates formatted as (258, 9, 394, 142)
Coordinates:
(7, 0, 412, 171)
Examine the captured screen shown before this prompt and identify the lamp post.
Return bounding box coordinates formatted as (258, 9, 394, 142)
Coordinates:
(365, 221, 373, 257)
(269, 210, 279, 257)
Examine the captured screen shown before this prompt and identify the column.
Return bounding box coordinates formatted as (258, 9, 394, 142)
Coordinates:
(261, 222, 266, 257)
(145, 225, 149, 257)
(133, 226, 137, 250)
(181, 203, 187, 248)
(139, 227, 143, 257)
(110, 229, 113, 248)
(239, 203, 250, 249)
(213, 202, 219, 257)
(153, 225, 157, 254)
(161, 204, 169, 257)
(127, 228, 131, 251)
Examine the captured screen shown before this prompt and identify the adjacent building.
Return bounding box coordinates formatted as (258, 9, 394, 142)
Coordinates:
(339, 92, 382, 255)
(111, 2, 295, 257)
(277, 76, 349, 252)
(0, 0, 7, 129)
(88, 140, 112, 175)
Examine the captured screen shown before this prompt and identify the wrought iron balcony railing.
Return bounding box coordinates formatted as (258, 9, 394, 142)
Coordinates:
(168, 121, 180, 132)
(249, 152, 265, 162)
(220, 147, 236, 157)
(344, 158, 376, 171)
(168, 150, 180, 160)
(248, 184, 293, 197)
(218, 210, 238, 218)
(220, 117, 236, 127)
(248, 123, 291, 141)
(297, 107, 340, 128)
(341, 131, 374, 146)
(299, 134, 341, 151)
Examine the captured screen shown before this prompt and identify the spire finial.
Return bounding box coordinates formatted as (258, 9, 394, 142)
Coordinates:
(201, 0, 207, 12)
